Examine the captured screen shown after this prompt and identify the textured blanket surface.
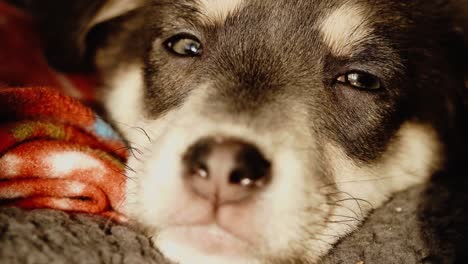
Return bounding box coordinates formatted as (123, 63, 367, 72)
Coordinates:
(0, 2, 128, 221)
(0, 87, 128, 221)
(1, 183, 465, 264)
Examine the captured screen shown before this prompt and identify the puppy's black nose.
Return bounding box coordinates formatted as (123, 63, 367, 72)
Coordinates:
(183, 137, 271, 204)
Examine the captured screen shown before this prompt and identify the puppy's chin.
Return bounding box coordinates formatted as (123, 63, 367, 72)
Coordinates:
(156, 225, 260, 264)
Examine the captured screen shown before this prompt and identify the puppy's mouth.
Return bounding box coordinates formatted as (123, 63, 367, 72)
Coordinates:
(155, 194, 267, 260)
(159, 192, 264, 249)
(158, 224, 253, 257)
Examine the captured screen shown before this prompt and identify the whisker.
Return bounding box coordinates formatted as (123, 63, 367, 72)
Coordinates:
(325, 221, 354, 230)
(335, 197, 373, 211)
(128, 147, 144, 161)
(128, 142, 152, 152)
(112, 146, 144, 161)
(326, 202, 361, 219)
(329, 214, 361, 222)
(327, 191, 368, 217)
(328, 219, 357, 224)
(320, 177, 395, 190)
(132, 126, 152, 143)
(122, 163, 137, 174)
(112, 120, 153, 143)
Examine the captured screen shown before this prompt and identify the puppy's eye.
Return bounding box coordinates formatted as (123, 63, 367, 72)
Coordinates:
(336, 72, 381, 90)
(164, 33, 202, 57)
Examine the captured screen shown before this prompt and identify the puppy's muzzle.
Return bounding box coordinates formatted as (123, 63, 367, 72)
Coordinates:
(183, 136, 271, 205)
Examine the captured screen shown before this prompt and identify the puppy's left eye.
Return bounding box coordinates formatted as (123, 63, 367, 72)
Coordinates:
(336, 72, 381, 90)
(164, 33, 203, 57)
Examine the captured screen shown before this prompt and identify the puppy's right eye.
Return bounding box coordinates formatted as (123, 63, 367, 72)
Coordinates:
(336, 71, 381, 90)
(164, 33, 203, 57)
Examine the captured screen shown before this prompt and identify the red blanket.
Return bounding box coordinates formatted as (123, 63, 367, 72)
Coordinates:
(0, 2, 128, 222)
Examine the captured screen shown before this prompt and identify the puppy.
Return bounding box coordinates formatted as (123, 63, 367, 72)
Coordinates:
(11, 0, 468, 263)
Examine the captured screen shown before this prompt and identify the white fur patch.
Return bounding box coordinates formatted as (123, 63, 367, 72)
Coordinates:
(330, 122, 441, 192)
(90, 0, 144, 27)
(317, 122, 442, 244)
(318, 3, 373, 56)
(104, 65, 145, 135)
(198, 0, 245, 24)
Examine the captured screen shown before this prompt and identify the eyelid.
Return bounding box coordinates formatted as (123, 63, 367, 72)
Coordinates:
(165, 33, 200, 47)
(160, 28, 203, 43)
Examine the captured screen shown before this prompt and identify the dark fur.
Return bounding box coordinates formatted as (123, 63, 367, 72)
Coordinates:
(96, 0, 467, 165)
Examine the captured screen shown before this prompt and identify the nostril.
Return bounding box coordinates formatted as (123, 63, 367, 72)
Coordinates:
(229, 168, 249, 185)
(183, 136, 272, 203)
(229, 168, 269, 188)
(183, 138, 213, 178)
(189, 162, 209, 179)
(231, 145, 271, 187)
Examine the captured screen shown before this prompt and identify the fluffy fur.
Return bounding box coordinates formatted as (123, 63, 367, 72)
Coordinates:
(11, 0, 468, 263)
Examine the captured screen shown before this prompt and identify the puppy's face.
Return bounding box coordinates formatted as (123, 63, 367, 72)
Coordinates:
(97, 0, 460, 263)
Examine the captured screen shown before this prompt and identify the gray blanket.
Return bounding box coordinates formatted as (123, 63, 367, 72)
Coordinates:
(1, 179, 467, 264)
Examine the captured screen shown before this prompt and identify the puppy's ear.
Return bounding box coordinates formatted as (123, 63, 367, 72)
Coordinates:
(8, 0, 145, 72)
